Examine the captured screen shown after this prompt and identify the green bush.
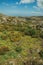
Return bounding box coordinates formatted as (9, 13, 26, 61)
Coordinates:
(24, 28, 36, 36)
(15, 46, 22, 53)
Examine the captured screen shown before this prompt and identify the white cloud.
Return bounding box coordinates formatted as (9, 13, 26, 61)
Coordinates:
(20, 0, 35, 4)
(31, 11, 40, 14)
(37, 0, 43, 8)
(19, 0, 43, 9)
(30, 11, 43, 16)
(33, 6, 41, 11)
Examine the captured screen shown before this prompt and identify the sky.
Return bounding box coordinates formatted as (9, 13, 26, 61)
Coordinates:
(0, 0, 43, 16)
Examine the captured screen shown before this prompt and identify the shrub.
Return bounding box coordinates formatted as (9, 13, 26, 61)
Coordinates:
(24, 28, 36, 36)
(15, 46, 22, 53)
(36, 25, 41, 30)
(1, 35, 7, 40)
(39, 50, 43, 59)
(0, 46, 9, 55)
(29, 29, 36, 36)
(40, 31, 43, 38)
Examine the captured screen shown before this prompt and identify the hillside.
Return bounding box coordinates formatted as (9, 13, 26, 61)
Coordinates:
(0, 14, 43, 65)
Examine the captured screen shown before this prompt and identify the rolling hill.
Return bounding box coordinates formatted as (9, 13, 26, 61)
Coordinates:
(0, 13, 43, 65)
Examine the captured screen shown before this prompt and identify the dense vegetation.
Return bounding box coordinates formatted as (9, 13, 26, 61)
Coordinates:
(0, 14, 43, 65)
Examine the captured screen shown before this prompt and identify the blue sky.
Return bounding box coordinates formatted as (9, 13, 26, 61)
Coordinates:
(0, 0, 43, 16)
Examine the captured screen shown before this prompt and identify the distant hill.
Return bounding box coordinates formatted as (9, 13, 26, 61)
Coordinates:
(0, 13, 43, 25)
